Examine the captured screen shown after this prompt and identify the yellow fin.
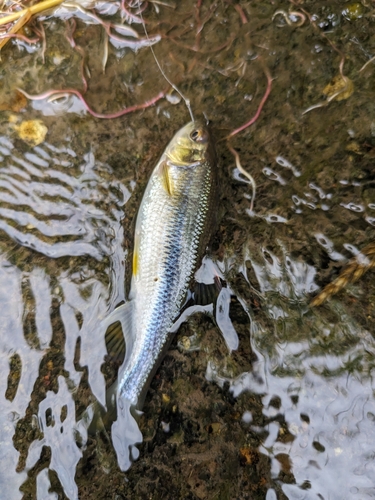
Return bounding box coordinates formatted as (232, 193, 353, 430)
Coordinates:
(133, 250, 138, 276)
(160, 161, 173, 196)
(133, 231, 140, 276)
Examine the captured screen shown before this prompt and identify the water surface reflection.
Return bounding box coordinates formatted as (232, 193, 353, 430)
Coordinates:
(0, 137, 128, 498)
(1, 0, 375, 498)
(209, 246, 375, 498)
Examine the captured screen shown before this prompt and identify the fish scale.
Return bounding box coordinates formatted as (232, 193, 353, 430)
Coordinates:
(112, 121, 217, 407)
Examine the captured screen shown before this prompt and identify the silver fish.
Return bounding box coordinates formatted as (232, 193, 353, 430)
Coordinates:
(104, 120, 217, 469)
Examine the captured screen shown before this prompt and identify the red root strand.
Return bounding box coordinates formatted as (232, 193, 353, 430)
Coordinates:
(65, 18, 77, 48)
(18, 87, 166, 119)
(0, 32, 39, 43)
(38, 22, 46, 62)
(228, 67, 272, 138)
(121, 0, 144, 23)
(234, 4, 248, 25)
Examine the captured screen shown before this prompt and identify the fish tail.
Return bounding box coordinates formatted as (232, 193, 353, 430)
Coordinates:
(311, 241, 375, 307)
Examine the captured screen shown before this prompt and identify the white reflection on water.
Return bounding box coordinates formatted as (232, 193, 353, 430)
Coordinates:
(208, 245, 375, 499)
(0, 260, 30, 500)
(28, 376, 86, 499)
(0, 138, 129, 499)
(248, 353, 375, 499)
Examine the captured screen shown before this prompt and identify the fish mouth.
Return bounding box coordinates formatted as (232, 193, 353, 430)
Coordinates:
(165, 121, 212, 167)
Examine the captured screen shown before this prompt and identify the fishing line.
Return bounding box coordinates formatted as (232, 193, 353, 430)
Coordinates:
(136, 1, 195, 121)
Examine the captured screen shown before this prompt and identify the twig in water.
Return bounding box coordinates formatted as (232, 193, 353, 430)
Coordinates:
(359, 55, 375, 73)
(0, 0, 63, 26)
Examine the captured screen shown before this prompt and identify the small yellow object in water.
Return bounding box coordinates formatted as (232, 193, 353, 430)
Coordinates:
(209, 422, 222, 434)
(323, 75, 354, 102)
(162, 393, 170, 403)
(179, 336, 191, 350)
(16, 119, 48, 146)
(342, 3, 364, 21)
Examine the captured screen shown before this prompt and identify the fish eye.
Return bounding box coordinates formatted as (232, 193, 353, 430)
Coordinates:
(190, 128, 208, 143)
(190, 130, 200, 141)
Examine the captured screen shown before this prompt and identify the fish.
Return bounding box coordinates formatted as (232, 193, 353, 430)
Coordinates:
(102, 119, 218, 470)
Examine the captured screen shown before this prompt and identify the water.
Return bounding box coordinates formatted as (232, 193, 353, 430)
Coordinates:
(1, 0, 375, 498)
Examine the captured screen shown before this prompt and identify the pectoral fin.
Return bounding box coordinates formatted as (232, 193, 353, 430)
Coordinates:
(159, 161, 173, 196)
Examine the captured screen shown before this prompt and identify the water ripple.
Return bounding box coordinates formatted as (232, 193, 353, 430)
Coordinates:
(0, 138, 130, 499)
(207, 243, 375, 499)
(0, 140, 129, 260)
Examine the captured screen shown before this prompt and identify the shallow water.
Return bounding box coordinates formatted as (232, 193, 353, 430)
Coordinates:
(1, 0, 375, 498)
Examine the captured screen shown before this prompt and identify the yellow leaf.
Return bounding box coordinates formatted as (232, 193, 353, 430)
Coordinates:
(323, 75, 354, 102)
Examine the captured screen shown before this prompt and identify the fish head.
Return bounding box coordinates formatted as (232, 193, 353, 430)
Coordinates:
(165, 121, 213, 167)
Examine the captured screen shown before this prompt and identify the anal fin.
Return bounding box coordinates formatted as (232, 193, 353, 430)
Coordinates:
(103, 302, 135, 365)
(105, 322, 126, 363)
